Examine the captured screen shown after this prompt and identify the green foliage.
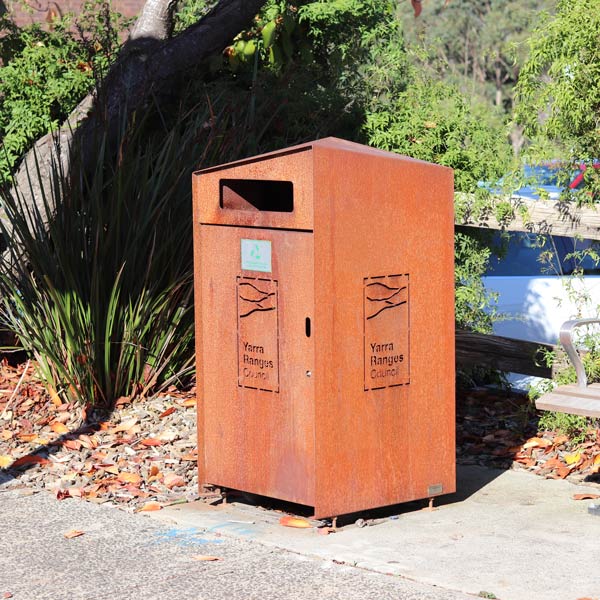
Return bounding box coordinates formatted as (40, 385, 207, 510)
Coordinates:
(0, 3, 129, 185)
(364, 70, 511, 194)
(192, 0, 407, 152)
(0, 96, 250, 408)
(173, 0, 213, 32)
(515, 0, 600, 165)
(538, 411, 589, 442)
(454, 229, 498, 332)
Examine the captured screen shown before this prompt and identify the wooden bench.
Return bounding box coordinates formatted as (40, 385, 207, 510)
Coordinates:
(535, 318, 600, 418)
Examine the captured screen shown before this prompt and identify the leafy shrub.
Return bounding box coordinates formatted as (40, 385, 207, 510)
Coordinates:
(0, 2, 129, 185)
(0, 96, 248, 409)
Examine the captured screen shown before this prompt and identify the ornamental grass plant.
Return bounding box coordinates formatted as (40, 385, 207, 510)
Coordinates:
(0, 97, 248, 409)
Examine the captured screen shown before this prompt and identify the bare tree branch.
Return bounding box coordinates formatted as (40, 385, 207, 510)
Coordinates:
(130, 0, 178, 41)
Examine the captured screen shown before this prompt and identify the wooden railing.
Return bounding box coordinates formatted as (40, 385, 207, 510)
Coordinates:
(456, 194, 600, 241)
(454, 194, 600, 377)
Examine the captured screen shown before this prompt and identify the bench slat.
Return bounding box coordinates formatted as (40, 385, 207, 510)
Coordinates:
(536, 383, 600, 418)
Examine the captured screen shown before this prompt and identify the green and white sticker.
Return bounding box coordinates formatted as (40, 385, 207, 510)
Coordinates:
(241, 239, 272, 273)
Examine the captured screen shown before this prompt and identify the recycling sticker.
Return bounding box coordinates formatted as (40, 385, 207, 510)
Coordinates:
(241, 239, 272, 273)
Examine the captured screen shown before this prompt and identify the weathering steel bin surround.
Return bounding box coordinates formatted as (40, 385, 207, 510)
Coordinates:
(193, 137, 455, 519)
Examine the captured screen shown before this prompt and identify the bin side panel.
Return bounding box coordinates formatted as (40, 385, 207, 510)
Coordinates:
(313, 147, 455, 518)
(197, 226, 315, 506)
(193, 175, 207, 486)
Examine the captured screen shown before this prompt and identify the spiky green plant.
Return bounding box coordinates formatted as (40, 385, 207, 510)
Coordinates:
(0, 98, 247, 409)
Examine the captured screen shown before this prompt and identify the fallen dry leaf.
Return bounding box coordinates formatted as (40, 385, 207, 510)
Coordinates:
(112, 417, 138, 433)
(182, 398, 196, 407)
(163, 473, 185, 489)
(573, 493, 600, 501)
(279, 516, 312, 529)
(137, 501, 162, 512)
(78, 434, 98, 449)
(63, 439, 82, 451)
(49, 388, 62, 407)
(51, 421, 69, 435)
(17, 433, 38, 442)
(140, 438, 163, 447)
(523, 437, 552, 449)
(117, 472, 142, 485)
(97, 463, 119, 475)
(0, 455, 12, 468)
(555, 466, 572, 479)
(565, 452, 582, 465)
(157, 430, 177, 442)
(159, 407, 176, 419)
(191, 555, 220, 561)
(180, 453, 198, 461)
(63, 529, 85, 539)
(541, 457, 564, 470)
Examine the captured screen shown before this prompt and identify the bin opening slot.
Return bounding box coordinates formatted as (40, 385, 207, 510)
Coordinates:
(220, 179, 294, 213)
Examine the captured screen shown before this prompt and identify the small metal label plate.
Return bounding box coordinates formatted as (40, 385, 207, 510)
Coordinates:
(428, 484, 443, 496)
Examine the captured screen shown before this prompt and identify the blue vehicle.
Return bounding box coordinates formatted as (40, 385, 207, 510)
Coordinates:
(479, 162, 598, 200)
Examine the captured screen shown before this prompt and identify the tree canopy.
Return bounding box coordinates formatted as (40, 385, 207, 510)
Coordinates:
(515, 0, 600, 161)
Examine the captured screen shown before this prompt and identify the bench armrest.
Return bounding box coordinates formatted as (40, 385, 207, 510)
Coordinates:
(559, 319, 600, 388)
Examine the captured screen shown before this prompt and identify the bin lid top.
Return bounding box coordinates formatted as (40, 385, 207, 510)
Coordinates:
(196, 136, 439, 175)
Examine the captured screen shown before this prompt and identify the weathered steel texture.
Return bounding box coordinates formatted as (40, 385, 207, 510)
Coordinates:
(456, 192, 600, 241)
(455, 330, 554, 378)
(193, 138, 455, 518)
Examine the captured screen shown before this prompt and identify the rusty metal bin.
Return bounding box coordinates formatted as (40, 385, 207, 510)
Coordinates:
(192, 138, 455, 519)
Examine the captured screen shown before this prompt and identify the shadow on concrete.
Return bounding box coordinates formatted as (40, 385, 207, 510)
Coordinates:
(209, 466, 506, 528)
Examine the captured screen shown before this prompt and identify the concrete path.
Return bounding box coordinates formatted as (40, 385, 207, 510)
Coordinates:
(0, 486, 470, 600)
(153, 466, 600, 600)
(1, 466, 599, 599)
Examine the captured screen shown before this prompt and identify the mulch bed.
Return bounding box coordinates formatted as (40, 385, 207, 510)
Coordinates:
(0, 359, 200, 511)
(1, 359, 599, 512)
(457, 387, 600, 486)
